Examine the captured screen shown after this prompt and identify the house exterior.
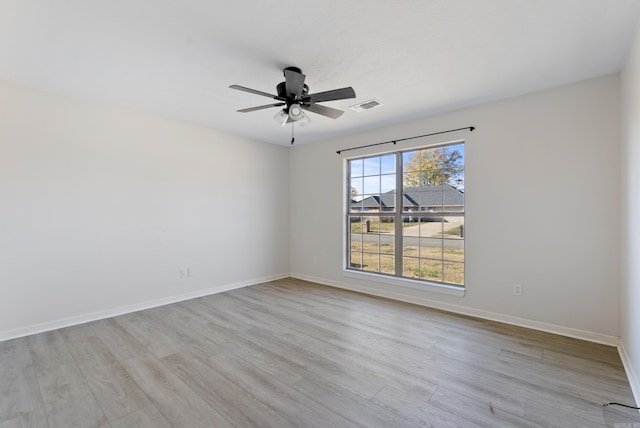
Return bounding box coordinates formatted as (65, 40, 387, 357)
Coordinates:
(351, 184, 464, 219)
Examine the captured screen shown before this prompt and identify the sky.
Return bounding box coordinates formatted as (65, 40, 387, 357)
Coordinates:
(349, 142, 464, 201)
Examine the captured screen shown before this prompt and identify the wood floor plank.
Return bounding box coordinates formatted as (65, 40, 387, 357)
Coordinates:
(58, 324, 118, 367)
(2, 277, 635, 427)
(162, 350, 298, 428)
(112, 311, 181, 358)
(216, 290, 446, 397)
(542, 348, 630, 383)
(0, 407, 48, 428)
(198, 322, 308, 386)
(0, 338, 43, 425)
(180, 346, 360, 428)
(109, 405, 172, 428)
(27, 331, 108, 428)
(60, 325, 151, 422)
(235, 284, 453, 363)
(370, 384, 483, 428)
(42, 382, 108, 428)
(120, 352, 235, 428)
(137, 301, 310, 389)
(88, 318, 147, 362)
(524, 400, 611, 428)
(496, 349, 634, 404)
(140, 305, 232, 363)
(181, 297, 252, 333)
(429, 385, 541, 428)
(26, 331, 85, 391)
(427, 343, 610, 424)
(240, 325, 390, 399)
(291, 374, 423, 428)
(247, 323, 440, 399)
(600, 403, 640, 427)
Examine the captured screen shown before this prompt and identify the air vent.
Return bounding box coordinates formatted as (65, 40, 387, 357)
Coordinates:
(350, 99, 382, 112)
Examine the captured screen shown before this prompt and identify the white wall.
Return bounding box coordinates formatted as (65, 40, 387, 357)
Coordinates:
(0, 83, 290, 340)
(290, 74, 621, 342)
(621, 19, 640, 400)
(0, 73, 626, 346)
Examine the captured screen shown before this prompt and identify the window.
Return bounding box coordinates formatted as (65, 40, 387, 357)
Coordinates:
(347, 141, 465, 287)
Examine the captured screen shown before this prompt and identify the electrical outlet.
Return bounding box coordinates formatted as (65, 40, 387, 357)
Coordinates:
(187, 268, 193, 278)
(513, 284, 522, 296)
(180, 268, 186, 279)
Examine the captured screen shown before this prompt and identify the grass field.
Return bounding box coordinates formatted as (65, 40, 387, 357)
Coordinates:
(349, 220, 404, 234)
(349, 242, 464, 285)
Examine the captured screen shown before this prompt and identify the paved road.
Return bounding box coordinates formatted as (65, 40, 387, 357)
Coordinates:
(351, 221, 464, 250)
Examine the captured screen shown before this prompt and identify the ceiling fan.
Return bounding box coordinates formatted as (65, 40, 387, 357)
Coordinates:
(229, 66, 356, 126)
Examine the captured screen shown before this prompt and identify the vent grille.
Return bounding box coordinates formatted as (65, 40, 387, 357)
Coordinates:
(350, 99, 382, 112)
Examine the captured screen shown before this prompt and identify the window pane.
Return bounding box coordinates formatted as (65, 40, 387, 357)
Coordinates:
(363, 176, 380, 194)
(350, 177, 363, 201)
(363, 240, 379, 255)
(380, 255, 395, 275)
(363, 157, 380, 176)
(421, 185, 445, 212)
(420, 259, 442, 282)
(380, 190, 395, 210)
(350, 252, 362, 269)
(380, 231, 395, 254)
(366, 217, 380, 233)
(444, 143, 465, 188)
(360, 195, 379, 212)
(403, 216, 420, 236)
(350, 159, 364, 178)
(380, 154, 395, 174)
(350, 236, 362, 252)
(443, 261, 464, 285)
(363, 252, 379, 272)
(420, 238, 443, 261)
(442, 216, 464, 262)
(380, 173, 396, 194)
(349, 198, 363, 213)
(402, 257, 420, 278)
(349, 218, 363, 233)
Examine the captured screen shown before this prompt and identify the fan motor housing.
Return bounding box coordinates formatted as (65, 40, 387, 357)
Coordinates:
(277, 81, 309, 101)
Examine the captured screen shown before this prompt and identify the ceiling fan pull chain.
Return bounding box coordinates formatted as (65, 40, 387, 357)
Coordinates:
(291, 122, 295, 145)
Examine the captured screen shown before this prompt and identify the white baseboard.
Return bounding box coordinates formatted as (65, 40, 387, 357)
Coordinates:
(618, 340, 640, 406)
(0, 272, 289, 342)
(290, 272, 620, 347)
(3, 270, 622, 350)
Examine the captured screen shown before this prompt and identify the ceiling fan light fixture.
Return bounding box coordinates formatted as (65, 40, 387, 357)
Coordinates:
(273, 109, 289, 126)
(298, 111, 311, 127)
(288, 104, 303, 120)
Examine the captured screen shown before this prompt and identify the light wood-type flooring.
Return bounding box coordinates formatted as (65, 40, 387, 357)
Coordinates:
(1, 278, 639, 427)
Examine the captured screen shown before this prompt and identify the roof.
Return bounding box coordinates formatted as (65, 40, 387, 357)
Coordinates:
(356, 184, 464, 210)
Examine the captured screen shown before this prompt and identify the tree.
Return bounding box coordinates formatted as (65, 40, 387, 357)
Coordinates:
(403, 147, 463, 187)
(351, 186, 358, 198)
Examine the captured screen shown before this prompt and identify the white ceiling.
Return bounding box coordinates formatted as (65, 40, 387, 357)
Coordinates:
(1, 0, 639, 146)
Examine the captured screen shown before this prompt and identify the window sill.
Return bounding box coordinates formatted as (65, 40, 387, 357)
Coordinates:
(343, 269, 466, 297)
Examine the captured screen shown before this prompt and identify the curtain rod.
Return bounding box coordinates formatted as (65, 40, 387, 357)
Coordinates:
(335, 126, 475, 155)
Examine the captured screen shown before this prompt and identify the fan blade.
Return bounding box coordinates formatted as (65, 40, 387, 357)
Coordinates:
(229, 85, 285, 101)
(238, 103, 285, 113)
(284, 68, 306, 99)
(304, 87, 356, 103)
(301, 103, 344, 119)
